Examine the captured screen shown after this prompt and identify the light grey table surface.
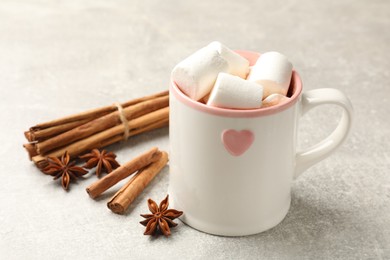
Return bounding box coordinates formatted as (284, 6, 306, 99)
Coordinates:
(1, 0, 389, 259)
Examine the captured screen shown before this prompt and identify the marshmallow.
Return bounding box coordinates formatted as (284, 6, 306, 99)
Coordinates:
(261, 94, 290, 108)
(208, 41, 250, 79)
(207, 73, 263, 109)
(201, 93, 210, 104)
(172, 47, 228, 101)
(247, 51, 292, 97)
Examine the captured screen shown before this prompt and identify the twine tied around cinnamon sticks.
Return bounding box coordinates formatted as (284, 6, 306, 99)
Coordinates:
(23, 90, 169, 169)
(113, 102, 130, 141)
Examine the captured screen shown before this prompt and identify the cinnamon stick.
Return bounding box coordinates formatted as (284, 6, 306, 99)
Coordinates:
(23, 143, 38, 160)
(86, 147, 162, 199)
(99, 117, 169, 148)
(31, 107, 169, 168)
(120, 90, 168, 110)
(25, 90, 168, 142)
(107, 151, 169, 214)
(36, 95, 169, 154)
(24, 118, 91, 142)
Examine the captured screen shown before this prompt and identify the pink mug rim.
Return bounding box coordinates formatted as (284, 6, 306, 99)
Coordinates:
(170, 50, 302, 118)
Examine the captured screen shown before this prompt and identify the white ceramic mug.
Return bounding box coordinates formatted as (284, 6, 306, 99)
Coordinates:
(168, 50, 353, 236)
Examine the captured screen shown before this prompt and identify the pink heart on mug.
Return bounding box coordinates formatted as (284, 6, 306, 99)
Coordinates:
(221, 129, 255, 156)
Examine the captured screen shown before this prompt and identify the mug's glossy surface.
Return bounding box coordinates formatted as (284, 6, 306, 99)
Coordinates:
(168, 51, 353, 236)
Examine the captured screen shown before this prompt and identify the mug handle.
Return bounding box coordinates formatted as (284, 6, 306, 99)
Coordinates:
(294, 88, 354, 179)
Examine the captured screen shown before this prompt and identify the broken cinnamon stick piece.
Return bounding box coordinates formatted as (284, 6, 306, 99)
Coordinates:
(107, 151, 169, 214)
(86, 147, 162, 199)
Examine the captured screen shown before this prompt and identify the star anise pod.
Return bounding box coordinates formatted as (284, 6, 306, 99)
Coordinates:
(42, 151, 88, 190)
(140, 195, 183, 236)
(79, 149, 120, 177)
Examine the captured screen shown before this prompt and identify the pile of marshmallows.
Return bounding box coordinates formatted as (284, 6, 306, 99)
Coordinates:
(172, 41, 293, 109)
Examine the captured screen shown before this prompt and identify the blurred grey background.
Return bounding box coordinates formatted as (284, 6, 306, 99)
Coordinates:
(0, 0, 389, 259)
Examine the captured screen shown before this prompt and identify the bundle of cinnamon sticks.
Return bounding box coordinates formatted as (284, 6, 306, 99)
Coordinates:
(23, 90, 169, 169)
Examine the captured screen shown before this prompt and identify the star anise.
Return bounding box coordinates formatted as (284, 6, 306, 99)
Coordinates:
(42, 151, 88, 190)
(79, 149, 120, 177)
(140, 195, 183, 236)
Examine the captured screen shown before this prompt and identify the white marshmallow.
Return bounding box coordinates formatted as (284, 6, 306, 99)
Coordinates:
(261, 93, 290, 108)
(172, 47, 228, 101)
(207, 73, 263, 109)
(208, 41, 250, 79)
(247, 51, 293, 97)
(201, 93, 210, 104)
